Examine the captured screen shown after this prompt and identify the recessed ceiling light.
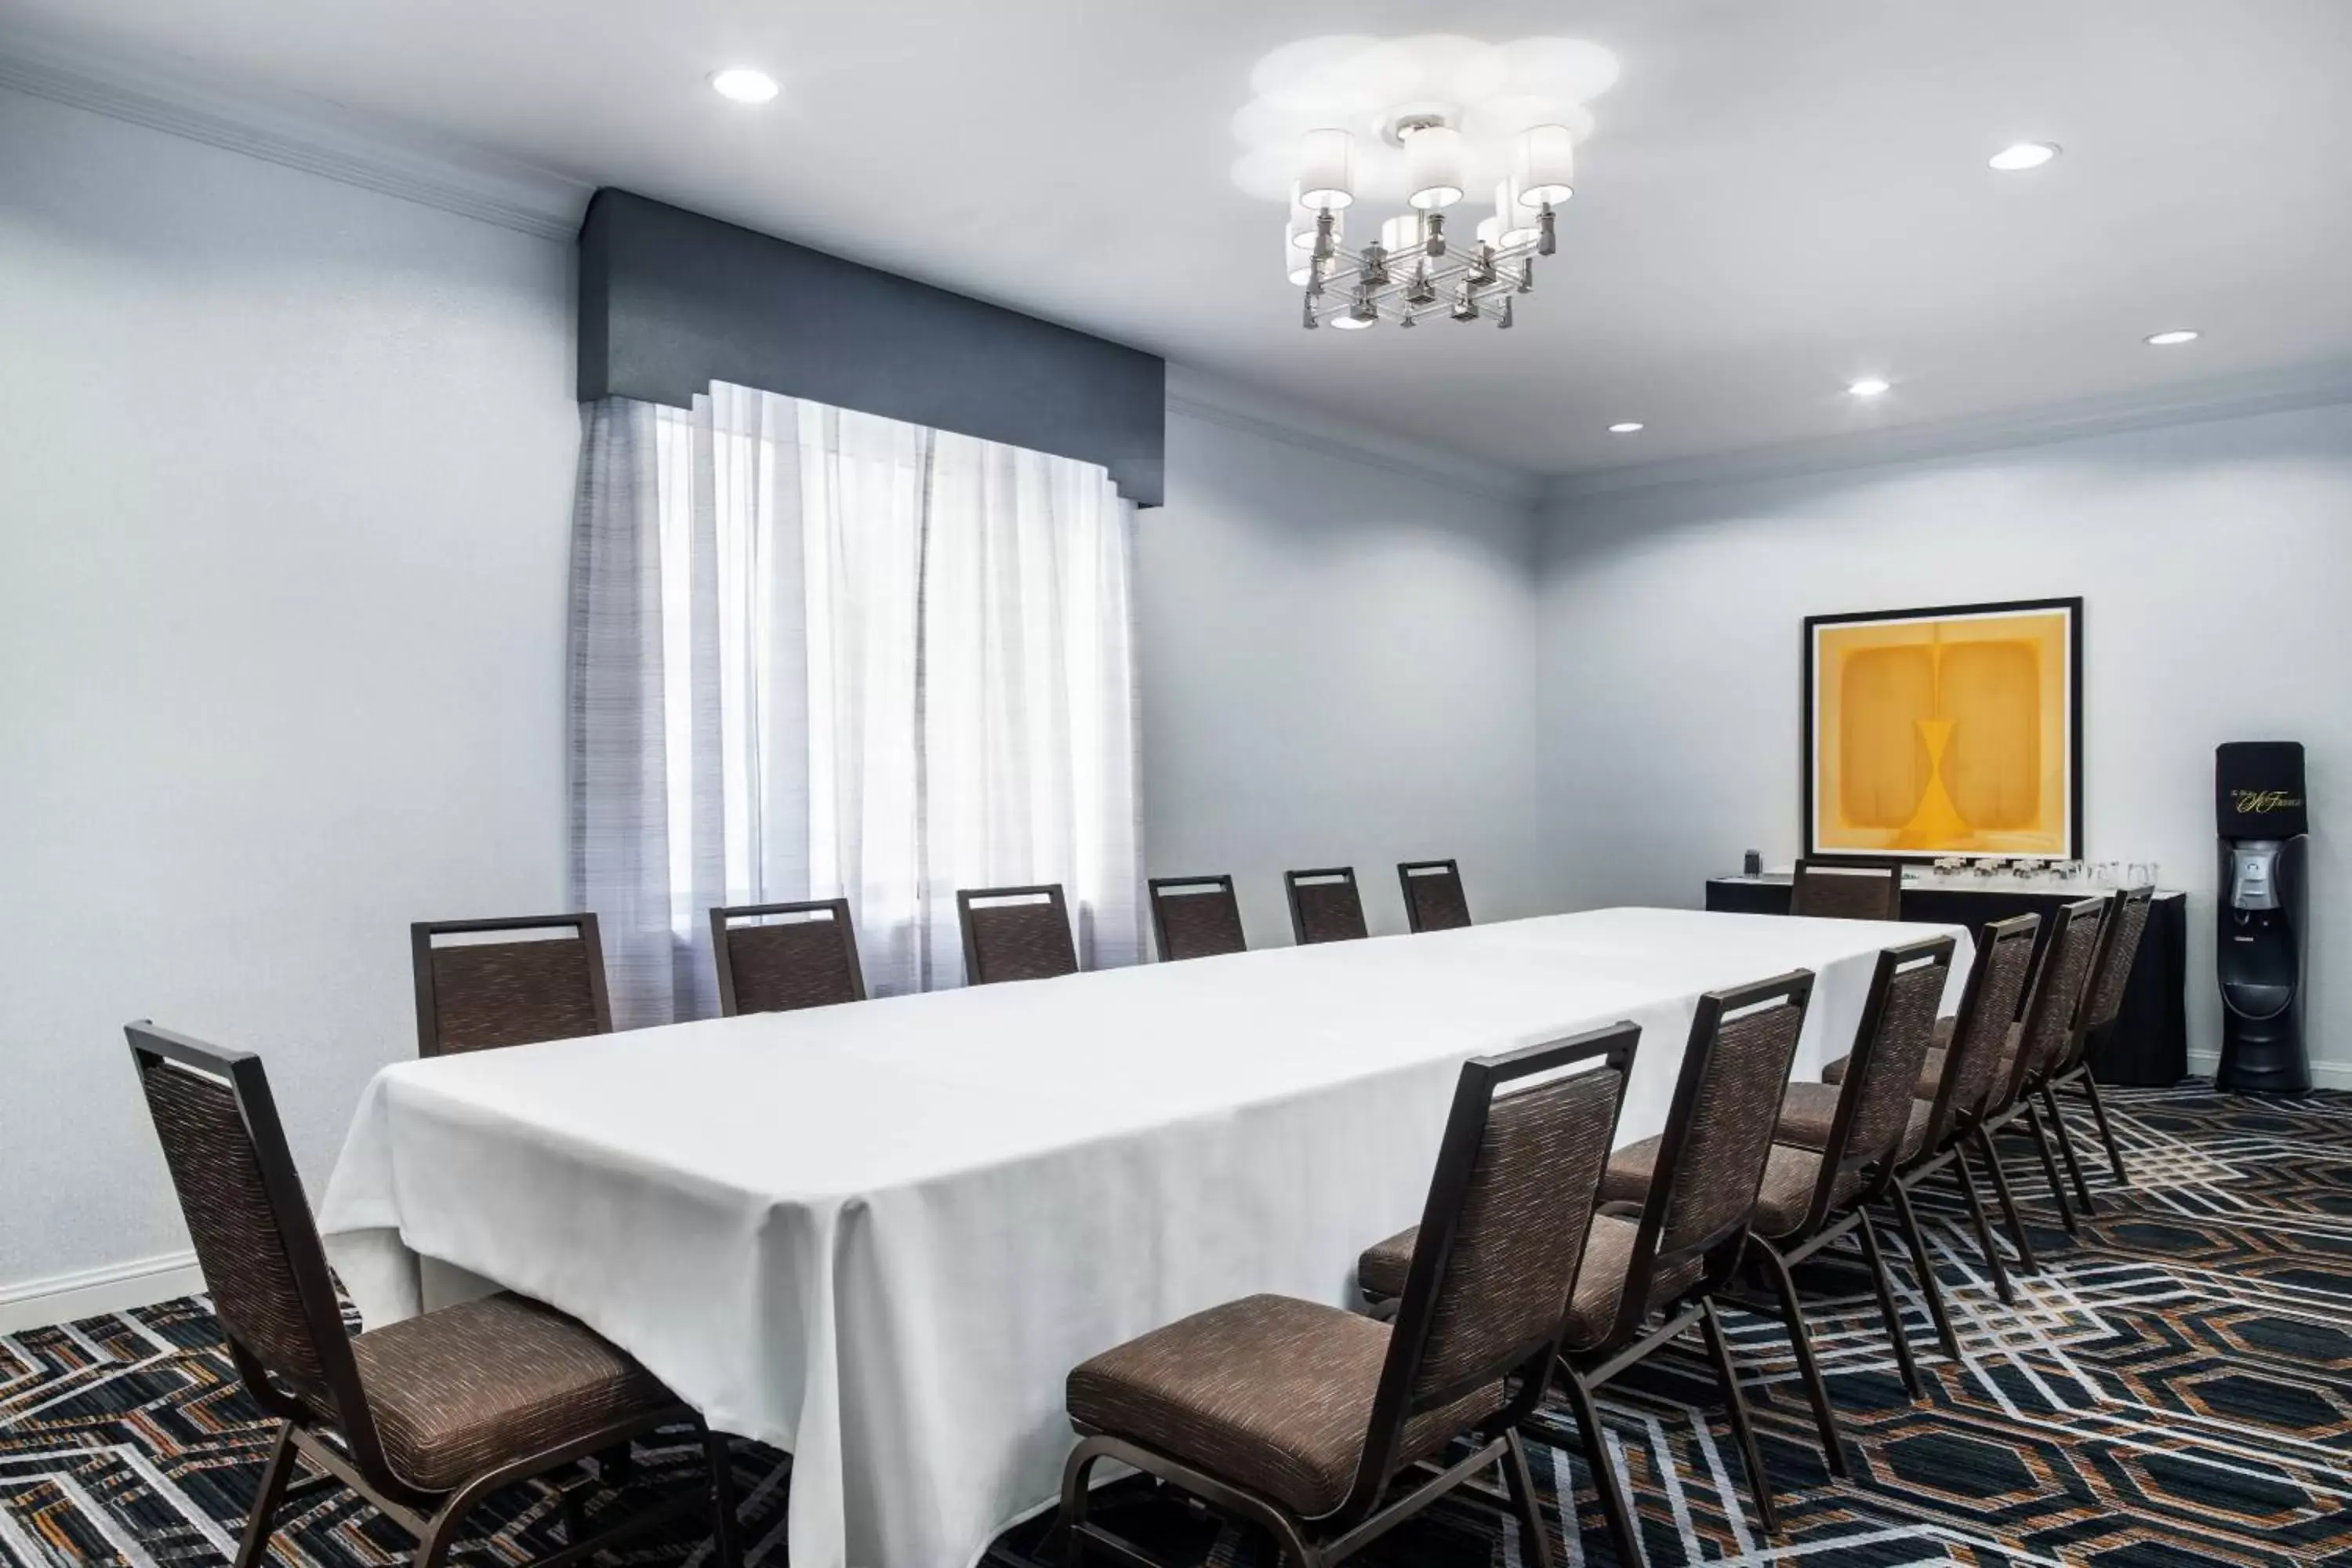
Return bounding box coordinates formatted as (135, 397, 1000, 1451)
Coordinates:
(710, 68, 779, 104)
(1846, 377, 1891, 397)
(1607, 421, 1644, 434)
(1988, 141, 2060, 172)
(2144, 328, 2201, 347)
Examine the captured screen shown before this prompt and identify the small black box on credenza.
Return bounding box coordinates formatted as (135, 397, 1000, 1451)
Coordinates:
(2216, 741, 2307, 839)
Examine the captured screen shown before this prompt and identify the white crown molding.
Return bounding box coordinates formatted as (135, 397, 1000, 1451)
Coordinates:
(1165, 364, 1542, 507)
(1544, 356, 2352, 510)
(0, 24, 589, 242)
(0, 1250, 203, 1335)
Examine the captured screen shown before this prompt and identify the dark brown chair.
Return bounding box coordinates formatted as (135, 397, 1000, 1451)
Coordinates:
(710, 898, 866, 1015)
(1285, 867, 1368, 945)
(1653, 936, 1957, 1475)
(412, 913, 612, 1057)
(1790, 856, 1905, 920)
(1148, 875, 1249, 962)
(1978, 895, 2109, 1252)
(1058, 1022, 1640, 1568)
(1860, 913, 2043, 1339)
(1397, 859, 1472, 933)
(125, 1022, 741, 1568)
(1360, 970, 1813, 1563)
(958, 884, 1080, 985)
(2044, 886, 2154, 1196)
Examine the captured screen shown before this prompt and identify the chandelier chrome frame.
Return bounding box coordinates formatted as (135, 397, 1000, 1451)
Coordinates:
(1286, 117, 1577, 332)
(1299, 204, 1555, 332)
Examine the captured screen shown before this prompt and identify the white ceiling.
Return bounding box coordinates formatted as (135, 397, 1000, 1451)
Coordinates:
(11, 0, 2352, 478)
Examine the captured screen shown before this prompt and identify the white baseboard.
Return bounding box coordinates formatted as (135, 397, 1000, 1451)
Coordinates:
(2183, 1051, 2352, 1091)
(0, 1251, 202, 1335)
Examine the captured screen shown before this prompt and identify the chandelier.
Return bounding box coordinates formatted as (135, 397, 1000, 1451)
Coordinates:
(1232, 34, 1618, 333)
(1288, 119, 1573, 331)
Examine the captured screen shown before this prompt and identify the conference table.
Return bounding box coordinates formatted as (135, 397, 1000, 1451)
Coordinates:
(320, 906, 1972, 1568)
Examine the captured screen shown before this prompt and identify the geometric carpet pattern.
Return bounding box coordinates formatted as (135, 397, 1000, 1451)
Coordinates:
(5, 1084, 2350, 1566)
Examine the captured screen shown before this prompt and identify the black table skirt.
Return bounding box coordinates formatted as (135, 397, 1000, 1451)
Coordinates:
(1703, 878, 2190, 1087)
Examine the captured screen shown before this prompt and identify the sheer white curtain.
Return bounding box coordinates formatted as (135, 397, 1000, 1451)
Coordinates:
(571, 383, 1144, 1025)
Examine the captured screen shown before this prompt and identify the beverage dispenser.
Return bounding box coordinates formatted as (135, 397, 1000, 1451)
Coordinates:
(2214, 741, 2309, 1094)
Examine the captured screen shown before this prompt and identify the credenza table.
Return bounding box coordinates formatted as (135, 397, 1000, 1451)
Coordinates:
(321, 906, 1970, 1568)
(1704, 873, 2188, 1086)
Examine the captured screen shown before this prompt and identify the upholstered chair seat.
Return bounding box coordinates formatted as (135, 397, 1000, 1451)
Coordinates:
(1398, 971, 1810, 1564)
(1599, 1138, 1853, 1245)
(1586, 937, 1954, 1486)
(346, 1294, 677, 1493)
(1922, 1014, 2024, 1051)
(1062, 1023, 1639, 1568)
(1776, 1081, 1932, 1161)
(1355, 1208, 1707, 1351)
(125, 1023, 741, 1568)
(1066, 1294, 1506, 1518)
(1824, 1026, 2020, 1100)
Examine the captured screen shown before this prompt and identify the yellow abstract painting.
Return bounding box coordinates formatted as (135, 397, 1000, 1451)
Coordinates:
(1806, 599, 2080, 858)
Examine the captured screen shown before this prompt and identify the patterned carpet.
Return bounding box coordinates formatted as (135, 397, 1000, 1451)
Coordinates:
(4, 1085, 2348, 1566)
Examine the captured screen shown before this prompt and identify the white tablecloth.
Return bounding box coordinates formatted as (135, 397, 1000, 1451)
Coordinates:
(320, 907, 1969, 1568)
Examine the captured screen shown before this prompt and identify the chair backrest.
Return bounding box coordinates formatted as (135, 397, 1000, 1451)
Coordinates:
(1612, 970, 1813, 1342)
(125, 1024, 396, 1486)
(711, 898, 866, 1015)
(1919, 913, 2042, 1143)
(1994, 895, 2107, 1107)
(2073, 885, 2154, 1051)
(1398, 859, 1472, 933)
(957, 884, 1079, 985)
(1798, 937, 1954, 1228)
(1148, 875, 1248, 962)
(1285, 866, 1368, 945)
(411, 913, 612, 1057)
(1791, 857, 1905, 920)
(1348, 1022, 1639, 1519)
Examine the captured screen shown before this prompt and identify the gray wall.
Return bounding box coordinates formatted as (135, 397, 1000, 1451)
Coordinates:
(1142, 399, 1547, 947)
(1537, 401, 2352, 1079)
(0, 85, 582, 1297)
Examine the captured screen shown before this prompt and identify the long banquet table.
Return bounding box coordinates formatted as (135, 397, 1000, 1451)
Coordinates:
(321, 906, 1971, 1568)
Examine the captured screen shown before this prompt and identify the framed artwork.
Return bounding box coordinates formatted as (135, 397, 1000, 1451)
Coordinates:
(1803, 597, 2083, 861)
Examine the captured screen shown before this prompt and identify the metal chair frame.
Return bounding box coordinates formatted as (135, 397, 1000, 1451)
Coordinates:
(1056, 1022, 1642, 1568)
(1726, 937, 1956, 1475)
(2042, 887, 2154, 1197)
(410, 913, 612, 1058)
(709, 897, 867, 1015)
(125, 1022, 741, 1568)
(1284, 866, 1368, 946)
(1396, 859, 1472, 934)
(1860, 913, 2044, 1347)
(1554, 969, 1815, 1563)
(1979, 896, 2109, 1250)
(1146, 874, 1248, 962)
(956, 883, 1080, 985)
(1790, 856, 1906, 920)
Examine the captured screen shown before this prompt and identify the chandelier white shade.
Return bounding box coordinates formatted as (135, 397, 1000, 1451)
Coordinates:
(1297, 128, 1356, 209)
(1403, 124, 1468, 209)
(1244, 35, 1617, 332)
(1290, 120, 1579, 331)
(1515, 123, 1577, 205)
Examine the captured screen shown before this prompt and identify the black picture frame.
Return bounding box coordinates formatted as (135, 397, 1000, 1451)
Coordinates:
(1802, 596, 2084, 862)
